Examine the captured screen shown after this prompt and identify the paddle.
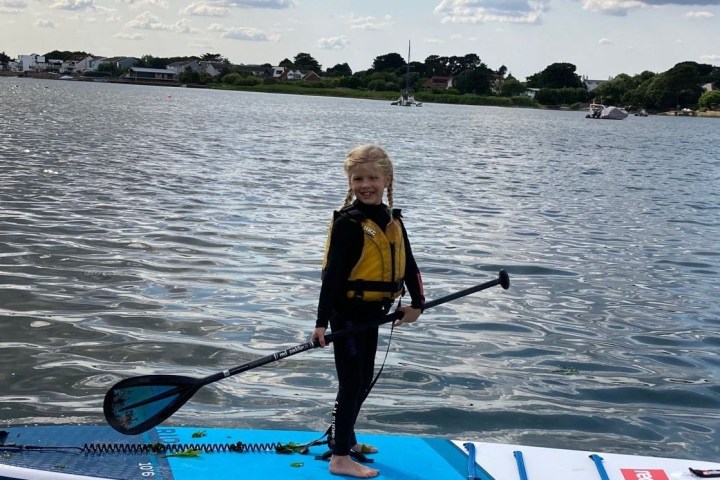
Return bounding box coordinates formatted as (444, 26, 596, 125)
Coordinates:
(104, 270, 510, 435)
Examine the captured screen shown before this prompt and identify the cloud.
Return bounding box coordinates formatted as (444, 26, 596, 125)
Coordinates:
(580, 0, 720, 15)
(126, 11, 198, 33)
(1, 0, 27, 8)
(433, 0, 550, 24)
(50, 0, 96, 10)
(598, 37, 613, 44)
(685, 10, 714, 17)
(181, 2, 229, 16)
(317, 35, 349, 50)
(700, 54, 720, 62)
(209, 23, 279, 41)
(120, 0, 168, 7)
(221, 0, 295, 8)
(115, 32, 144, 39)
(346, 14, 393, 30)
(35, 18, 55, 26)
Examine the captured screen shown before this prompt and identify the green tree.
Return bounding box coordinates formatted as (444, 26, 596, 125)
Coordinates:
(0, 51, 12, 64)
(372, 53, 405, 72)
(499, 77, 526, 97)
(591, 73, 634, 106)
(325, 63, 352, 77)
(698, 90, 720, 110)
(278, 58, 294, 68)
(455, 67, 493, 95)
(200, 53, 226, 62)
(527, 63, 583, 89)
(293, 52, 321, 72)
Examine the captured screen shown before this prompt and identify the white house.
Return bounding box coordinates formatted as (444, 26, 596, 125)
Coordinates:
(582, 75, 612, 92)
(18, 54, 46, 72)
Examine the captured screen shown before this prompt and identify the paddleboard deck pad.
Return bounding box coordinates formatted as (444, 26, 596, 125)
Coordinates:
(1, 425, 718, 479)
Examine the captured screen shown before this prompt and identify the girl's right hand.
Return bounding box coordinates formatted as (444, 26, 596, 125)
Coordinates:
(312, 327, 327, 347)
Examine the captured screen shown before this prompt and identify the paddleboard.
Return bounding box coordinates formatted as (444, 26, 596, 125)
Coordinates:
(1, 425, 718, 480)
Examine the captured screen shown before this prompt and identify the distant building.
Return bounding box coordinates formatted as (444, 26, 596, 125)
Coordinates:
(424, 76, 453, 90)
(582, 75, 612, 92)
(524, 87, 540, 98)
(96, 57, 139, 71)
(702, 82, 714, 92)
(18, 54, 46, 72)
(125, 67, 177, 82)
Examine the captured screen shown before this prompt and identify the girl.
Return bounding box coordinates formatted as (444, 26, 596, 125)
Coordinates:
(312, 144, 425, 478)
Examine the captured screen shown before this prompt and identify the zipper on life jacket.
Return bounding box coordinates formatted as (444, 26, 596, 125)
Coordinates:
(390, 242, 396, 289)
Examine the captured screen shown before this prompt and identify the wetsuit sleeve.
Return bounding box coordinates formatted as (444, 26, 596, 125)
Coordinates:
(316, 216, 363, 329)
(400, 221, 425, 310)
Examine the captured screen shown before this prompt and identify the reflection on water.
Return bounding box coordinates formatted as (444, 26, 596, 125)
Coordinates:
(1, 78, 719, 459)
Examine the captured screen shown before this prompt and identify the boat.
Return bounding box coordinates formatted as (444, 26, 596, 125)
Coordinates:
(634, 108, 649, 117)
(391, 41, 422, 107)
(586, 103, 628, 120)
(2, 424, 719, 479)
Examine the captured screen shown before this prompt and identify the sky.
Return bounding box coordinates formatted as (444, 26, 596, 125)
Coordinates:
(1, 0, 719, 81)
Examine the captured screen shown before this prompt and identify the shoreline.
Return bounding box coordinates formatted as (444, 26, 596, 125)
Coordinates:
(3, 72, 718, 116)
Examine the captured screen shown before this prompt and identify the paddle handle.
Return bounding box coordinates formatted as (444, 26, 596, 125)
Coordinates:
(210, 270, 510, 384)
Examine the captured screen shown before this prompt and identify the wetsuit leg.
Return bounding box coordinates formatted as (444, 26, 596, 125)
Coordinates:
(329, 320, 378, 456)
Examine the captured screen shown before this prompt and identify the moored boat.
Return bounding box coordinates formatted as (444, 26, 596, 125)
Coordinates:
(586, 103, 628, 120)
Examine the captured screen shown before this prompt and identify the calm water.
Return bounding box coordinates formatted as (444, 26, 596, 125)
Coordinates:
(1, 78, 719, 460)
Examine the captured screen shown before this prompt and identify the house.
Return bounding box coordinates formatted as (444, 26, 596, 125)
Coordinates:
(582, 75, 611, 92)
(266, 66, 285, 78)
(62, 55, 95, 74)
(97, 57, 139, 71)
(524, 88, 540, 98)
(18, 54, 46, 72)
(702, 83, 714, 92)
(200, 61, 227, 77)
(280, 69, 304, 80)
(300, 70, 321, 81)
(168, 60, 200, 74)
(424, 76, 453, 90)
(45, 59, 63, 74)
(125, 67, 177, 82)
(234, 65, 267, 76)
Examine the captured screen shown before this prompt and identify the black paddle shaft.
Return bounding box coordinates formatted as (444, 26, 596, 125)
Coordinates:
(105, 270, 510, 434)
(205, 269, 510, 386)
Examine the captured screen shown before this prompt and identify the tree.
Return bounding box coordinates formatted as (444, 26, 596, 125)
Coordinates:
(527, 63, 583, 89)
(372, 53, 405, 72)
(454, 67, 493, 95)
(0, 51, 12, 64)
(43, 50, 92, 61)
(325, 63, 352, 77)
(499, 77, 526, 97)
(293, 52, 321, 72)
(278, 58, 294, 68)
(698, 90, 720, 110)
(592, 73, 634, 106)
(200, 53, 225, 62)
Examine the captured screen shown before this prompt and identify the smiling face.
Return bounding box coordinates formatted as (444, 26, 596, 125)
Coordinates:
(348, 164, 390, 205)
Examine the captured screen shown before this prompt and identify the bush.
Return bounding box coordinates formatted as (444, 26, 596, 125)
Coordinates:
(698, 90, 720, 110)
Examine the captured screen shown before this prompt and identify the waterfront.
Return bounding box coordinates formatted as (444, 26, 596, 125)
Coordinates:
(1, 77, 719, 460)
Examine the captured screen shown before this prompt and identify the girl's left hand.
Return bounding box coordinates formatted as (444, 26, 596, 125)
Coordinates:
(393, 306, 422, 327)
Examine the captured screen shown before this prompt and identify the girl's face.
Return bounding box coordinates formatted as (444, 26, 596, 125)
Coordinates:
(348, 166, 390, 205)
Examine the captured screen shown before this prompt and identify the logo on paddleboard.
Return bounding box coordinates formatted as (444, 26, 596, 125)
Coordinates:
(621, 469, 670, 480)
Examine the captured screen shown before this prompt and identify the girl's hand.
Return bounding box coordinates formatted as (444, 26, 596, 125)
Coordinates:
(312, 327, 328, 347)
(393, 306, 422, 327)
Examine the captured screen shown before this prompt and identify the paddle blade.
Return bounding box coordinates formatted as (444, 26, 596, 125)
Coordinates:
(104, 375, 201, 435)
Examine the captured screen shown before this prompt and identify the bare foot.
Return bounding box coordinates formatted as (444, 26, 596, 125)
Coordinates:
(330, 455, 379, 478)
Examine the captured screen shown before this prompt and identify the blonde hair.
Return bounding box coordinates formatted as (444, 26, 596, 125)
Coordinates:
(341, 144, 394, 210)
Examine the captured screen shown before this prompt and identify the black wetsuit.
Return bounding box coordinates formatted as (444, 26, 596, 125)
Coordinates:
(316, 200, 425, 456)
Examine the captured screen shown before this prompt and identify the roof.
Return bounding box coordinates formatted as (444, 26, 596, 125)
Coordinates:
(129, 67, 176, 74)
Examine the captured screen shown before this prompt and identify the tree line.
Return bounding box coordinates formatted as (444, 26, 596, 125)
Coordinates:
(3, 49, 719, 111)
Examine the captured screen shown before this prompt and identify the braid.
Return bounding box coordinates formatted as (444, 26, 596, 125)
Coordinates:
(386, 181, 394, 210)
(341, 188, 354, 209)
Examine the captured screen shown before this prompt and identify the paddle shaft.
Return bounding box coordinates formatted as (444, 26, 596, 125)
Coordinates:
(203, 269, 510, 387)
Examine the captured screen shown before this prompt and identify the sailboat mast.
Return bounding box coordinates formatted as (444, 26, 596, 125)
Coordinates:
(406, 40, 411, 94)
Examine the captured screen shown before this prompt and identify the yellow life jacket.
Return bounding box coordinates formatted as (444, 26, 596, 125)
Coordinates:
(322, 207, 406, 302)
